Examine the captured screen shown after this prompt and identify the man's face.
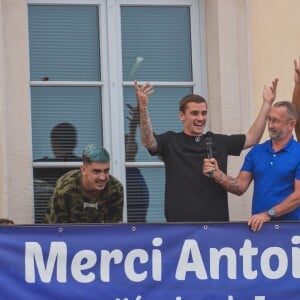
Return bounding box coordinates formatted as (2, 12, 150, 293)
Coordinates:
(179, 102, 208, 136)
(267, 106, 294, 141)
(80, 161, 110, 194)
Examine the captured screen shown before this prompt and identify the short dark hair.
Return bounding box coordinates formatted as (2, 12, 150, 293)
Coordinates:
(0, 218, 14, 225)
(179, 94, 207, 112)
(273, 101, 299, 122)
(51, 122, 77, 151)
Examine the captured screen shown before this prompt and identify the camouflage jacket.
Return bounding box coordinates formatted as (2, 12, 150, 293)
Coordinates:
(43, 169, 123, 224)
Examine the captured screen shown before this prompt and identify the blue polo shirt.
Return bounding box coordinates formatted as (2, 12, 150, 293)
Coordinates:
(241, 136, 300, 220)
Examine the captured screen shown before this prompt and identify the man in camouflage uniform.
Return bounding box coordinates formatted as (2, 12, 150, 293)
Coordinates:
(44, 145, 123, 223)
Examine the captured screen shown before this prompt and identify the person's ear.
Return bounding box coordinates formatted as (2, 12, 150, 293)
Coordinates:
(80, 164, 87, 175)
(179, 111, 185, 121)
(290, 119, 297, 129)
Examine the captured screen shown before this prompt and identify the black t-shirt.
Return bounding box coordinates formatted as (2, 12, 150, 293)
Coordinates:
(151, 131, 245, 222)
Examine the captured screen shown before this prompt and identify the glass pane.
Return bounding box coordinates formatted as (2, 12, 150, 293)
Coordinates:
(123, 86, 192, 162)
(124, 86, 192, 223)
(126, 167, 166, 222)
(31, 86, 102, 160)
(121, 6, 192, 81)
(28, 5, 100, 81)
(33, 166, 78, 224)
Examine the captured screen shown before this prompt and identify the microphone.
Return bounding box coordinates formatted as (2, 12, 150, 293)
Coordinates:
(204, 137, 213, 159)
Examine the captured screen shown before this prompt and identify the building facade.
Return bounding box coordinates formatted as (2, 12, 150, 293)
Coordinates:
(0, 0, 299, 223)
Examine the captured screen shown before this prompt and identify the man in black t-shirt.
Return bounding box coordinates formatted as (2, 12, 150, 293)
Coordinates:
(134, 79, 278, 222)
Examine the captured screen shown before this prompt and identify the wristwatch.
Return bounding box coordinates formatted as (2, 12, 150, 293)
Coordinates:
(267, 208, 276, 219)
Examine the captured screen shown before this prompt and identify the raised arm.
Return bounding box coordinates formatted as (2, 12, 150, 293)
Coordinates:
(292, 57, 300, 141)
(125, 104, 139, 161)
(203, 158, 252, 195)
(243, 78, 278, 149)
(134, 80, 157, 152)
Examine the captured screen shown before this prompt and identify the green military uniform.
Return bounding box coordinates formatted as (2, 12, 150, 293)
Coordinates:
(43, 170, 123, 223)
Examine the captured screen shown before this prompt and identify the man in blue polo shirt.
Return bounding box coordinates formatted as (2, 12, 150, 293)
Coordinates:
(203, 100, 300, 232)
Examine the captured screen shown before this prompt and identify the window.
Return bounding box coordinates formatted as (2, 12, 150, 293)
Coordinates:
(28, 0, 206, 223)
(28, 3, 104, 223)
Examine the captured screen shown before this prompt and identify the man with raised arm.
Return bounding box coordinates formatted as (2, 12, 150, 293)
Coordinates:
(135, 79, 278, 222)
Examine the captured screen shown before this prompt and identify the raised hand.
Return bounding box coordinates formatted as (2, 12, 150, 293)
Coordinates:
(134, 80, 154, 108)
(294, 57, 300, 84)
(263, 78, 278, 105)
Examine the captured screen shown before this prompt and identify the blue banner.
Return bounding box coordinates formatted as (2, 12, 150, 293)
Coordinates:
(0, 222, 300, 299)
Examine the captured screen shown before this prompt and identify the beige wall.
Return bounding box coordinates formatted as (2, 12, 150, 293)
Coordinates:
(251, 0, 300, 139)
(0, 1, 5, 216)
(206, 0, 300, 221)
(205, 0, 254, 221)
(0, 0, 33, 223)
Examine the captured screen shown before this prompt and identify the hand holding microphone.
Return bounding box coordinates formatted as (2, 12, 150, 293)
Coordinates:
(203, 138, 225, 184)
(204, 137, 213, 159)
(204, 137, 215, 178)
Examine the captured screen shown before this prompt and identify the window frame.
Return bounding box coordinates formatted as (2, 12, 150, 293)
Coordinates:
(29, 0, 114, 171)
(28, 0, 207, 223)
(114, 0, 207, 168)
